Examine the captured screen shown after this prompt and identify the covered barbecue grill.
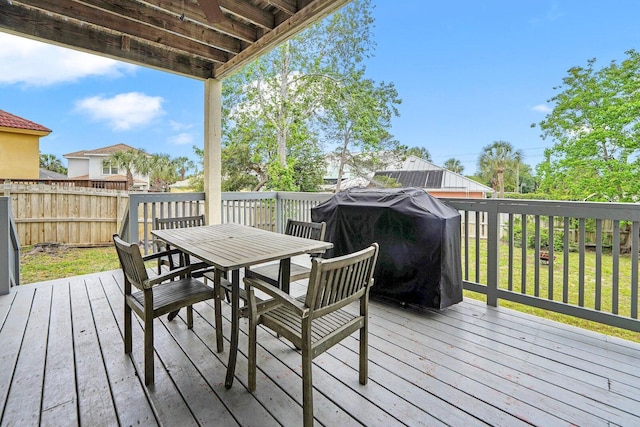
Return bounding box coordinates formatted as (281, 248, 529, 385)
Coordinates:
(311, 187, 462, 309)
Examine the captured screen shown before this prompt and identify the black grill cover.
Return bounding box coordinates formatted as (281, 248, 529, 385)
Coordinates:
(311, 187, 462, 309)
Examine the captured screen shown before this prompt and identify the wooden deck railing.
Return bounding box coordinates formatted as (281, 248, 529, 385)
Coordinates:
(124, 192, 332, 250)
(0, 197, 20, 294)
(442, 198, 640, 333)
(122, 192, 640, 333)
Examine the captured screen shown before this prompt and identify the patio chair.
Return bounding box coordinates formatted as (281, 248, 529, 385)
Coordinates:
(154, 214, 223, 320)
(244, 219, 326, 290)
(113, 234, 226, 385)
(244, 243, 379, 427)
(154, 214, 210, 274)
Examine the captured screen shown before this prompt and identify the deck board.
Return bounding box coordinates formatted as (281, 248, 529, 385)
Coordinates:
(1, 269, 640, 426)
(41, 282, 78, 427)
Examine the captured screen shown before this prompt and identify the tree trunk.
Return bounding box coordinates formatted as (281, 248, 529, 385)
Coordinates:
(335, 128, 351, 193)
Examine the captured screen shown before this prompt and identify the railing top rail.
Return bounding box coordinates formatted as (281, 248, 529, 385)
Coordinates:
(129, 192, 205, 203)
(222, 191, 277, 201)
(442, 197, 640, 221)
(276, 192, 333, 202)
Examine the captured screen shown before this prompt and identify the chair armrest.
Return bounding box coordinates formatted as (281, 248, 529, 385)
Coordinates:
(148, 265, 194, 286)
(243, 277, 308, 317)
(142, 248, 183, 262)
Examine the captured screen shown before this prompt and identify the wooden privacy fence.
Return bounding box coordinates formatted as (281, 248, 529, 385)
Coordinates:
(3, 183, 129, 246)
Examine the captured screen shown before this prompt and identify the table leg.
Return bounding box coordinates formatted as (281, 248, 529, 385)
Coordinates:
(279, 258, 291, 294)
(225, 269, 240, 389)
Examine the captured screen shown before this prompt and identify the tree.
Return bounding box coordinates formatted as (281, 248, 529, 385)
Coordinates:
(39, 153, 67, 174)
(323, 73, 402, 192)
(108, 148, 148, 190)
(534, 50, 640, 202)
(172, 156, 195, 180)
(406, 147, 431, 161)
(444, 158, 464, 174)
(477, 141, 522, 197)
(318, 1, 402, 192)
(148, 153, 178, 191)
(221, 0, 390, 192)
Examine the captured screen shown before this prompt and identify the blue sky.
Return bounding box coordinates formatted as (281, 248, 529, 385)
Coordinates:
(2, 1, 640, 175)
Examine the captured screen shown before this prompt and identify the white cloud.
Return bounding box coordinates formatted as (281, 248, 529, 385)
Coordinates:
(169, 120, 194, 132)
(168, 132, 195, 145)
(531, 104, 552, 113)
(75, 92, 165, 131)
(0, 33, 137, 86)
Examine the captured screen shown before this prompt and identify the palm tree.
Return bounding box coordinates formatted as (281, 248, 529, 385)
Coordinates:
(171, 156, 195, 180)
(478, 141, 522, 197)
(149, 153, 178, 191)
(39, 153, 67, 174)
(108, 148, 148, 190)
(444, 158, 464, 174)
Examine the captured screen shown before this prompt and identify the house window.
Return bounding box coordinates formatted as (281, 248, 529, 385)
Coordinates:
(102, 161, 118, 175)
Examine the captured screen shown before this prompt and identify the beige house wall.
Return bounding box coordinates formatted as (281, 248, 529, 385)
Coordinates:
(0, 130, 41, 179)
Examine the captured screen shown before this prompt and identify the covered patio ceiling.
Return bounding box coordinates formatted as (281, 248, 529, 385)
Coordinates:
(0, 0, 351, 80)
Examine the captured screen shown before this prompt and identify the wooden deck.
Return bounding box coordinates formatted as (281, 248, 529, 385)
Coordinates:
(1, 269, 640, 426)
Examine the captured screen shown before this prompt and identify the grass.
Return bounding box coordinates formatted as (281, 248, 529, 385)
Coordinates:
(20, 245, 121, 284)
(462, 239, 640, 343)
(18, 241, 640, 343)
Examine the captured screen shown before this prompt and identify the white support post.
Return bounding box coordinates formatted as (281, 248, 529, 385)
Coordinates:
(204, 78, 222, 224)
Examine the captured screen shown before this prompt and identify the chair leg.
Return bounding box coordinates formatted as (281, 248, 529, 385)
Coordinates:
(144, 312, 154, 385)
(167, 309, 180, 321)
(247, 288, 257, 392)
(124, 301, 132, 354)
(359, 322, 368, 385)
(302, 346, 314, 427)
(214, 280, 224, 353)
(187, 305, 194, 329)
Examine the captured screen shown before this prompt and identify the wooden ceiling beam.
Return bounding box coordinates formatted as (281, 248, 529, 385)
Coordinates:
(74, 0, 245, 52)
(141, 0, 259, 43)
(15, 0, 233, 62)
(0, 2, 216, 79)
(266, 0, 297, 16)
(218, 0, 274, 30)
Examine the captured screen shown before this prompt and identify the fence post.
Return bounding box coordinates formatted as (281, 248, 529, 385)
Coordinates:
(486, 201, 500, 307)
(275, 192, 283, 233)
(0, 197, 19, 294)
(128, 194, 140, 244)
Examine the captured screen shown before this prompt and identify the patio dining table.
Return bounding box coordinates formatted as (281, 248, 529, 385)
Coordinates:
(151, 222, 333, 388)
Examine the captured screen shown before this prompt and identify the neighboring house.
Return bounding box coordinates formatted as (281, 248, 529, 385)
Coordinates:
(322, 151, 404, 191)
(374, 156, 494, 199)
(0, 110, 52, 180)
(63, 143, 149, 190)
(324, 154, 493, 198)
(169, 178, 196, 193)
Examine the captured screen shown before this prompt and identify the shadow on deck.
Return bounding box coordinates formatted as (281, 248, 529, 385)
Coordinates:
(1, 270, 639, 426)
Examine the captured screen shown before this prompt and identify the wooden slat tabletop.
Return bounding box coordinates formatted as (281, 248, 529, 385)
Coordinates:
(151, 223, 333, 270)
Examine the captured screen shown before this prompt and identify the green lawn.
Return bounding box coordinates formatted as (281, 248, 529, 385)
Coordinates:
(20, 245, 121, 284)
(463, 239, 640, 343)
(18, 241, 640, 343)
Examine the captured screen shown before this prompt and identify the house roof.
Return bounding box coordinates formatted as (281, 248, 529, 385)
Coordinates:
(0, 110, 51, 133)
(39, 169, 68, 180)
(63, 143, 138, 158)
(375, 156, 494, 194)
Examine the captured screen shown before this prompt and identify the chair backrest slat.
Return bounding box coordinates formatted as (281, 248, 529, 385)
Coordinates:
(285, 219, 326, 241)
(113, 234, 150, 290)
(306, 243, 378, 318)
(155, 214, 206, 230)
